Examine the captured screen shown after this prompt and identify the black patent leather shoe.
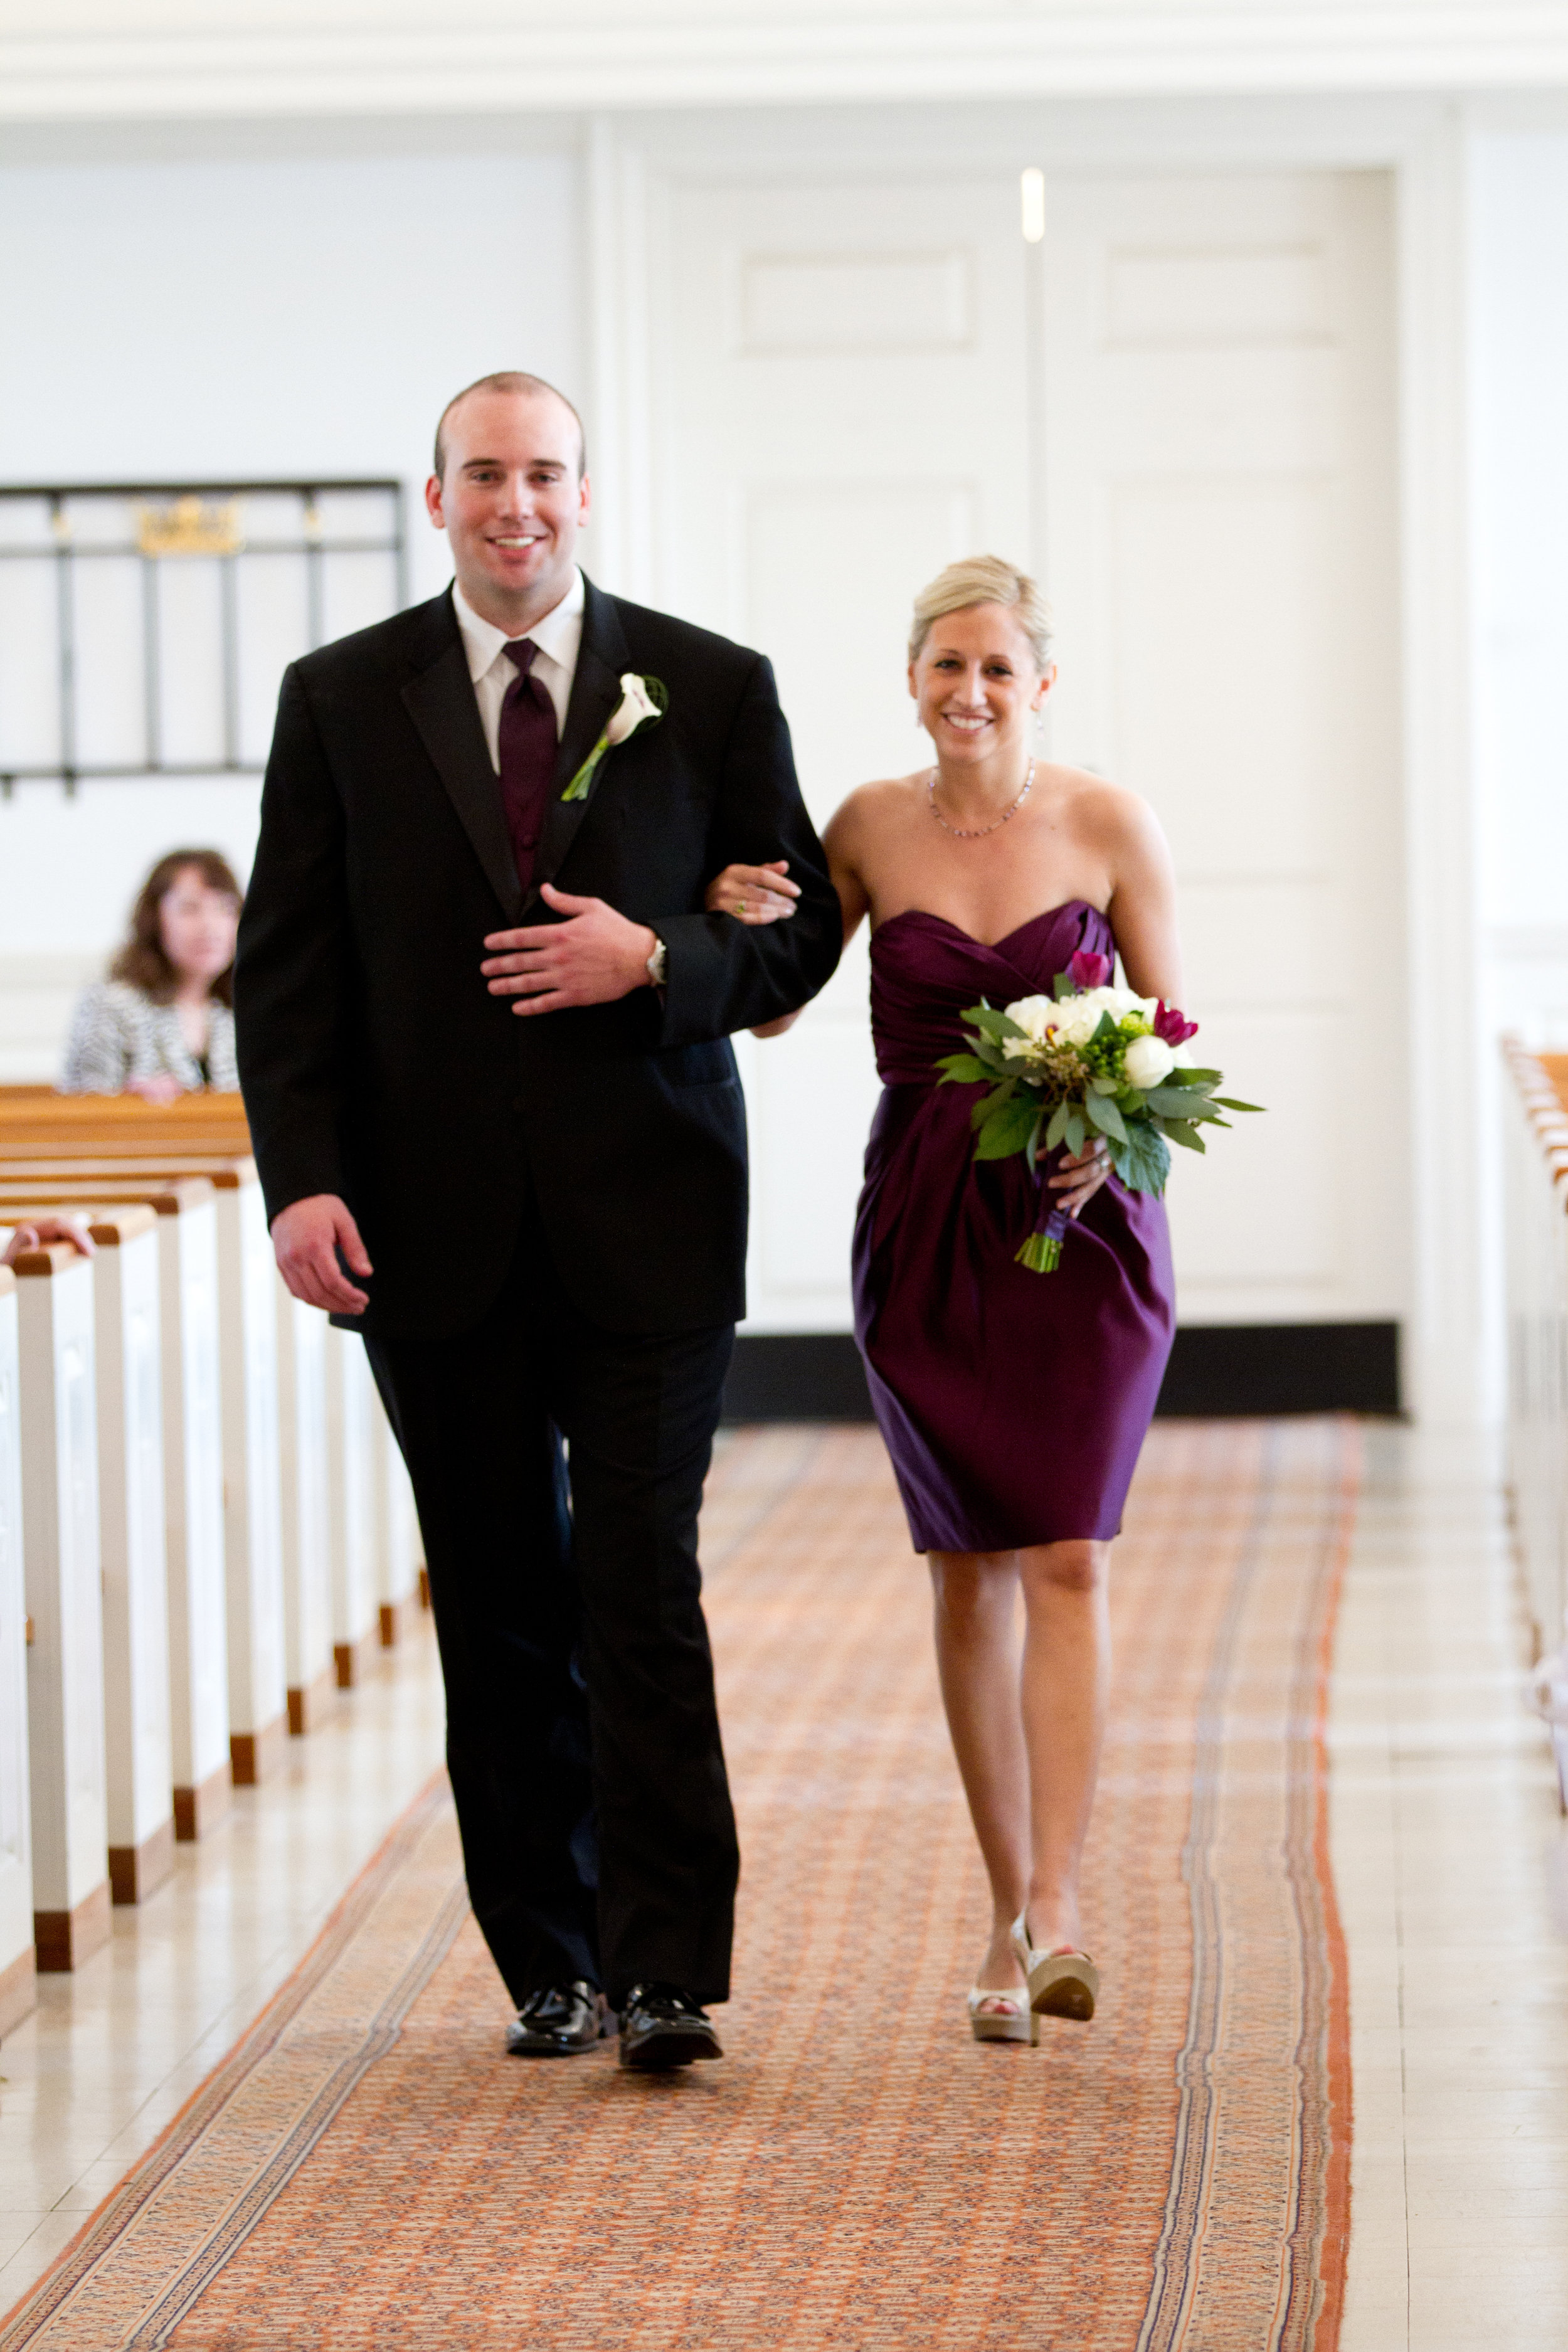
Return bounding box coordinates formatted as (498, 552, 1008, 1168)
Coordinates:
(506, 1981, 613, 2057)
(617, 1983, 723, 2071)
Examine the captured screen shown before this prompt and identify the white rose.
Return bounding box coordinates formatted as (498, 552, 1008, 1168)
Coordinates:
(1001, 996, 1056, 1056)
(603, 672, 662, 747)
(1124, 1033, 1176, 1088)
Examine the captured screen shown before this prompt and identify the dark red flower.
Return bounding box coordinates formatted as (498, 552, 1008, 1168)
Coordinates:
(1155, 1001, 1199, 1046)
(1068, 950, 1113, 990)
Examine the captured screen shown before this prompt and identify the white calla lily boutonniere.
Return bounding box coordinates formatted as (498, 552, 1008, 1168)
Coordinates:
(561, 672, 668, 802)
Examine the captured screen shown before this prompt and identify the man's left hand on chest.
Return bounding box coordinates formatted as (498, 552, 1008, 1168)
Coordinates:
(482, 884, 660, 1017)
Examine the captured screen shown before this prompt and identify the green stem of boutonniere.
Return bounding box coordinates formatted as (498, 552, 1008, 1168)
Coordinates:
(561, 734, 610, 804)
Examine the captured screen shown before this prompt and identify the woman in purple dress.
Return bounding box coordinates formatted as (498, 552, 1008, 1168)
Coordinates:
(706, 556, 1182, 2044)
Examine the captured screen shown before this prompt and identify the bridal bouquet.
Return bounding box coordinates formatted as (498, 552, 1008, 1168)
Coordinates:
(937, 948, 1261, 1271)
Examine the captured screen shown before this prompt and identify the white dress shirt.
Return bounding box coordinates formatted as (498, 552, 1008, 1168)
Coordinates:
(452, 570, 585, 773)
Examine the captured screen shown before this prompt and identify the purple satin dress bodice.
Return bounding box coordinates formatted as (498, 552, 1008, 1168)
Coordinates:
(851, 901, 1176, 1552)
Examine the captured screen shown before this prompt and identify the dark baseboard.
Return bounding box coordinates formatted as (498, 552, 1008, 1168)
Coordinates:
(723, 1333, 874, 1424)
(721, 1323, 1401, 1426)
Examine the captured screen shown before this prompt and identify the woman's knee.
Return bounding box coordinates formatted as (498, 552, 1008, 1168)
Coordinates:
(1020, 1540, 1107, 1598)
(928, 1550, 1016, 1624)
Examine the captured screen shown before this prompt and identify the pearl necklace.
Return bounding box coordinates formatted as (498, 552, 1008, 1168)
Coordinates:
(927, 760, 1035, 840)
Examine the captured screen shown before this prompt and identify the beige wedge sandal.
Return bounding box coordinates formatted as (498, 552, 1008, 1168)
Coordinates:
(966, 1984, 1039, 2045)
(1010, 1914, 1100, 2023)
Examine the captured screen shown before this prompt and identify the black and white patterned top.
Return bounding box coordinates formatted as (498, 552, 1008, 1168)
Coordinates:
(60, 980, 240, 1094)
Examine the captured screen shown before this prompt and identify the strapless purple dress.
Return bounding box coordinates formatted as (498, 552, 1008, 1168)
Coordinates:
(852, 902, 1177, 1554)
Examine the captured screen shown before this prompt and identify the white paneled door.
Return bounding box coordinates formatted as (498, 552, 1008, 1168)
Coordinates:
(656, 171, 1033, 1333)
(650, 159, 1404, 1338)
(1039, 171, 1404, 1328)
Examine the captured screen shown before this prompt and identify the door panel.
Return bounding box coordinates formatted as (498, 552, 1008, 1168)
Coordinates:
(653, 161, 1404, 1337)
(1041, 170, 1404, 1327)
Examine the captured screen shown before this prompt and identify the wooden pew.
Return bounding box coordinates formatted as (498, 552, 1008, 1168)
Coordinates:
(326, 1327, 378, 1686)
(9, 1241, 110, 1970)
(0, 1206, 176, 1902)
(0, 1162, 287, 1788)
(370, 1387, 423, 1647)
(0, 1181, 231, 1841)
(277, 1285, 334, 1732)
(0, 1266, 36, 2032)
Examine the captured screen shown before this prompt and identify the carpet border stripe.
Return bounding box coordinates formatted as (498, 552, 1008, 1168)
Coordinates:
(0, 1772, 462, 2352)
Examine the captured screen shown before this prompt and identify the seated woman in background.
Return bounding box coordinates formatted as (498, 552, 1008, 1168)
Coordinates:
(61, 847, 242, 1101)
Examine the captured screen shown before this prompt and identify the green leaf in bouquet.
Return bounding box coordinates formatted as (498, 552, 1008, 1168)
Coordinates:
(1113, 1121, 1172, 1195)
(1212, 1096, 1266, 1113)
(1064, 1108, 1087, 1156)
(975, 1093, 1043, 1160)
(1167, 1066, 1222, 1088)
(1024, 1110, 1046, 1177)
(1091, 1010, 1119, 1044)
(1140, 1083, 1214, 1118)
(1045, 1101, 1073, 1153)
(1052, 972, 1075, 1001)
(1162, 1118, 1207, 1153)
(971, 1080, 1015, 1131)
(936, 1053, 996, 1085)
(965, 1003, 1028, 1044)
(1083, 1090, 1128, 1143)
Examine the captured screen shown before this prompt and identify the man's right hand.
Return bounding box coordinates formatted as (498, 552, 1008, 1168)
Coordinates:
(271, 1194, 373, 1315)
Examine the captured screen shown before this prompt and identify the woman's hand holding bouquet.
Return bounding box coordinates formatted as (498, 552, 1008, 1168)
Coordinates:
(938, 948, 1261, 1271)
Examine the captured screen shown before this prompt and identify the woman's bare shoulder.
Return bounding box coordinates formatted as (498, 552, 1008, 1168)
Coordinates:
(1046, 764, 1166, 852)
(824, 773, 926, 847)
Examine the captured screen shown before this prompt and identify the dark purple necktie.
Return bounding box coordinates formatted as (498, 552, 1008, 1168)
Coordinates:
(497, 638, 558, 894)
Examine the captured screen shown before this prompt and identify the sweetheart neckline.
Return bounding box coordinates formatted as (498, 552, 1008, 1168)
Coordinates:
(872, 901, 1106, 956)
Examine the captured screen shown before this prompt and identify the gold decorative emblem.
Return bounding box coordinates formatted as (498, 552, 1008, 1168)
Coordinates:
(135, 495, 245, 558)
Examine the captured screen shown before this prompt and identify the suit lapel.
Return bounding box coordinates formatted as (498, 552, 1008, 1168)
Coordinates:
(525, 579, 631, 912)
(401, 601, 522, 923)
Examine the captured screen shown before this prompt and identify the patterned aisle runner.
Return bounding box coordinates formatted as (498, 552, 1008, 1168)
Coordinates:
(1, 1419, 1354, 2351)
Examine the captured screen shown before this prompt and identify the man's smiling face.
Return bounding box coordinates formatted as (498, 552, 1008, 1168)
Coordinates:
(425, 387, 590, 630)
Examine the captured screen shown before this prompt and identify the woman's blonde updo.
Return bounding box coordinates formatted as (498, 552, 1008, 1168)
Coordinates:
(908, 555, 1054, 673)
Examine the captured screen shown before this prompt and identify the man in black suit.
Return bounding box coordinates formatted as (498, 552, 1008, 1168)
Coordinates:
(236, 371, 839, 2069)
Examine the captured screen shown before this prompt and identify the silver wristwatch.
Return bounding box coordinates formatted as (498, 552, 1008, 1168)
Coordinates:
(645, 937, 668, 989)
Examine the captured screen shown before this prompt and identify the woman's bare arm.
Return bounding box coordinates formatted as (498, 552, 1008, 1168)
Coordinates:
(711, 793, 874, 1037)
(1103, 792, 1183, 1005)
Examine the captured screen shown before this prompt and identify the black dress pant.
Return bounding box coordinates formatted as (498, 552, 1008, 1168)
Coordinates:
(364, 1224, 738, 2009)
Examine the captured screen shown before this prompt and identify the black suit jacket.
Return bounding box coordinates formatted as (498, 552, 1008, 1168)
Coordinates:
(235, 578, 841, 1338)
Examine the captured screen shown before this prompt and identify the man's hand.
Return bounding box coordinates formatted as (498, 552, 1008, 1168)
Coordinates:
(481, 884, 659, 1017)
(1, 1214, 95, 1269)
(272, 1194, 373, 1315)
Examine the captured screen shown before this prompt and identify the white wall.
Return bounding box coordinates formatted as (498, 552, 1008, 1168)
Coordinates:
(0, 134, 584, 1076)
(1471, 125, 1568, 1043)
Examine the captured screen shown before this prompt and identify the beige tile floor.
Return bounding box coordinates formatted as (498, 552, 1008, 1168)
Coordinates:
(1, 1425, 1564, 2341)
(0, 1614, 447, 2308)
(1333, 1426, 1568, 2351)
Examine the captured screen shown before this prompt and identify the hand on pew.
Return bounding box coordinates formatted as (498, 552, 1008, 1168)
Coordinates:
(1, 1212, 96, 1268)
(124, 1074, 185, 1107)
(270, 1192, 373, 1316)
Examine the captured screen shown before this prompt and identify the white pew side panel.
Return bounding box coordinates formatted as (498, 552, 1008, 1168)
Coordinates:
(14, 1243, 109, 1971)
(0, 1269, 35, 2033)
(325, 1326, 376, 1688)
(213, 1168, 286, 1784)
(90, 1210, 175, 1904)
(157, 1186, 232, 1839)
(277, 1283, 334, 1734)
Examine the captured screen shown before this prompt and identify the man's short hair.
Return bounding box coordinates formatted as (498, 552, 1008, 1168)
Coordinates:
(433, 372, 588, 481)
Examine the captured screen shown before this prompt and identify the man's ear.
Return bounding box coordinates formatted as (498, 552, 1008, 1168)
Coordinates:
(424, 474, 447, 529)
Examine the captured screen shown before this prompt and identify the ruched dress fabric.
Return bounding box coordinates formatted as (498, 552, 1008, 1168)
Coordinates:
(852, 902, 1177, 1554)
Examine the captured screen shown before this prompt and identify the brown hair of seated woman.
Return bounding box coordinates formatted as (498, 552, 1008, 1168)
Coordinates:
(110, 847, 243, 1007)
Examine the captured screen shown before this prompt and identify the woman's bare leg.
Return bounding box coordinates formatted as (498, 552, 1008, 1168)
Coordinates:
(1015, 1539, 1112, 1955)
(928, 1550, 1030, 1992)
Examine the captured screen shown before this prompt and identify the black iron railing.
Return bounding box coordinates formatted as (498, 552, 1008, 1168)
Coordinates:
(0, 480, 408, 793)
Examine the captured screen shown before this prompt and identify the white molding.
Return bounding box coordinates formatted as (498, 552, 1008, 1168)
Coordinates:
(1397, 105, 1482, 1425)
(5, 8, 1568, 124)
